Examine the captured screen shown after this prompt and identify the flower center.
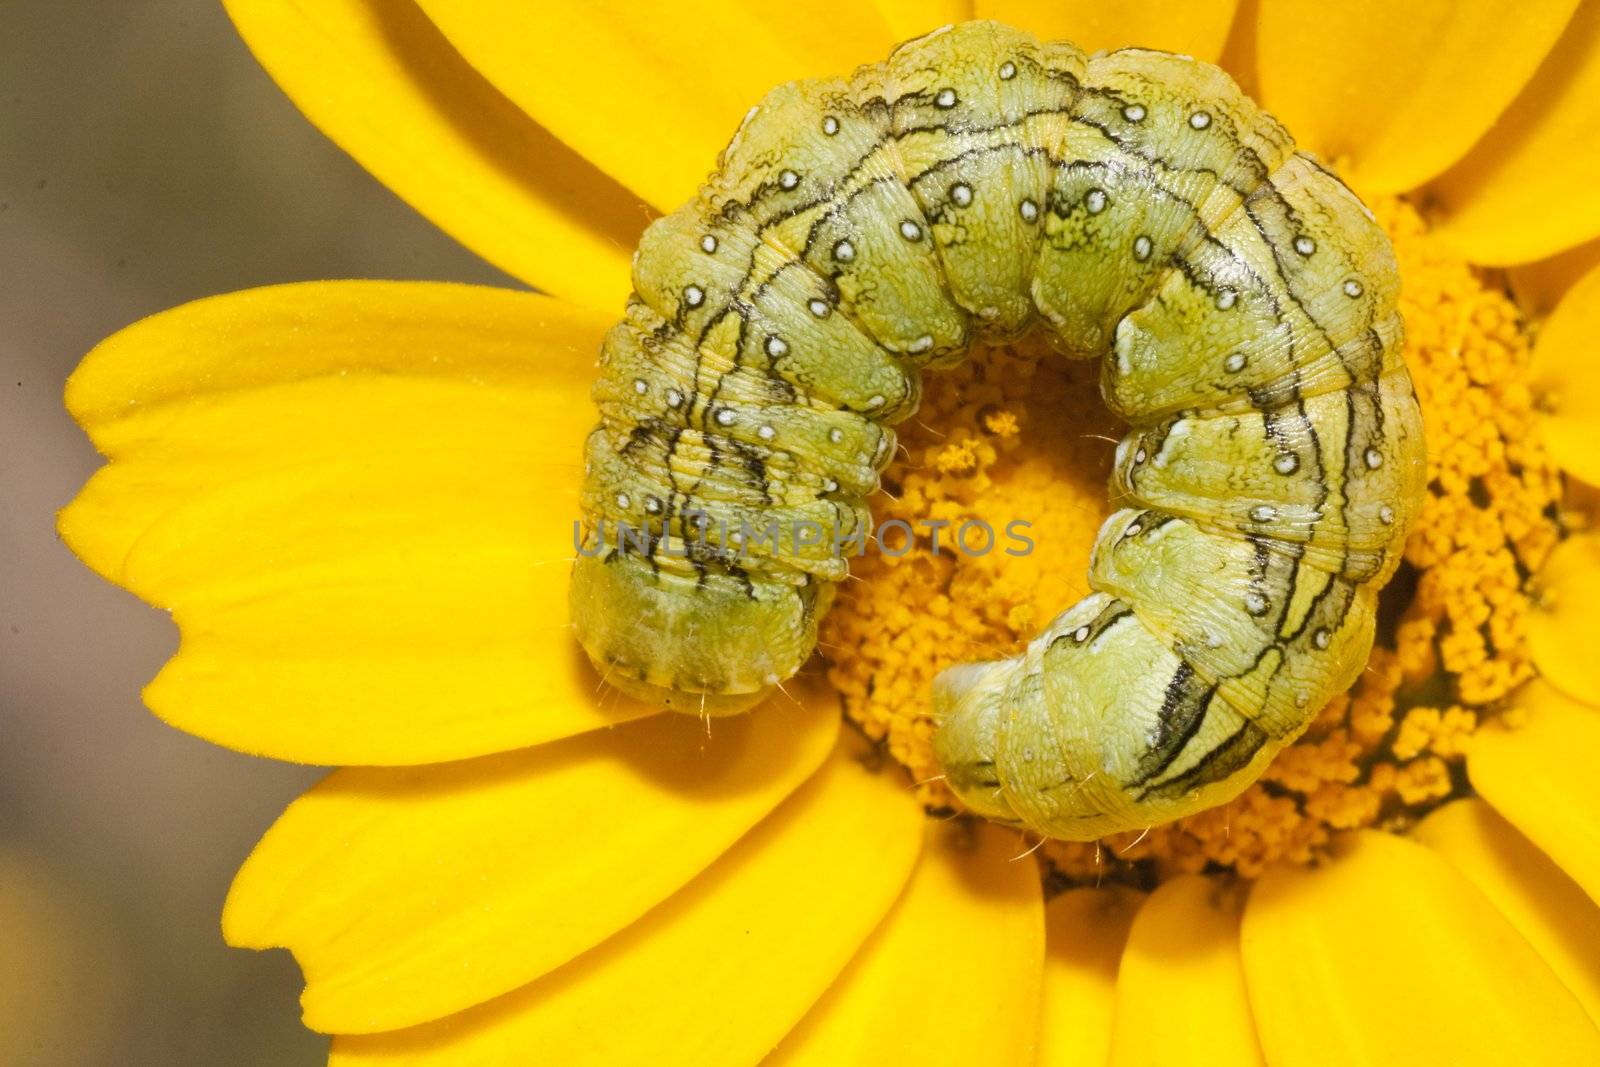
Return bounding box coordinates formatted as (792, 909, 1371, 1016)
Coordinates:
(819, 196, 1564, 884)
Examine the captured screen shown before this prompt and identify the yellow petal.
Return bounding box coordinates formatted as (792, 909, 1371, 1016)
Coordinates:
(61, 281, 604, 430)
(1215, 4, 1260, 98)
(1472, 680, 1600, 903)
(1525, 534, 1600, 706)
(222, 0, 643, 310)
(975, 0, 1239, 62)
(1241, 830, 1600, 1066)
(330, 727, 923, 1063)
(225, 684, 840, 1034)
(1429, 2, 1600, 264)
(58, 282, 649, 765)
(1256, 0, 1577, 194)
(1414, 799, 1600, 1026)
(411, 0, 896, 212)
(874, 0, 973, 41)
(1039, 886, 1145, 1067)
(1110, 874, 1262, 1066)
(1509, 237, 1600, 317)
(1530, 264, 1600, 489)
(769, 821, 1045, 1065)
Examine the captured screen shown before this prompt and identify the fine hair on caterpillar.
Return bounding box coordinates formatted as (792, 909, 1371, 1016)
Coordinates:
(568, 21, 1425, 841)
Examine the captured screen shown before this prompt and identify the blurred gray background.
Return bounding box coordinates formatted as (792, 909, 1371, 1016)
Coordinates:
(1, 2, 511, 1062)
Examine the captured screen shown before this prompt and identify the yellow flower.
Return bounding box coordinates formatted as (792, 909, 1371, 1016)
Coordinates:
(59, 1, 1600, 1062)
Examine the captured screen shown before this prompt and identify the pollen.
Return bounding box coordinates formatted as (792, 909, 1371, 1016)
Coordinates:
(818, 196, 1564, 884)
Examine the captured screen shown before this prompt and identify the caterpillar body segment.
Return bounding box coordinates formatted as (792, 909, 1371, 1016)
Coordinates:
(569, 21, 1424, 837)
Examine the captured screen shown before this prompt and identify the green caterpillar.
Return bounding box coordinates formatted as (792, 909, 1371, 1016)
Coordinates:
(569, 21, 1424, 840)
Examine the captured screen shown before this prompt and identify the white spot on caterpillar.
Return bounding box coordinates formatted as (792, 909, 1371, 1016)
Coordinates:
(1215, 289, 1238, 310)
(715, 408, 737, 426)
(1294, 235, 1316, 256)
(829, 427, 844, 444)
(765, 335, 789, 358)
(644, 495, 662, 514)
(1344, 279, 1364, 298)
(757, 424, 776, 441)
(1379, 504, 1396, 524)
(700, 234, 718, 254)
(808, 298, 830, 318)
(1132, 234, 1153, 261)
(1364, 447, 1383, 469)
(1073, 625, 1091, 643)
(633, 378, 648, 395)
(949, 182, 973, 207)
(616, 493, 631, 509)
(1085, 188, 1108, 214)
(867, 394, 885, 408)
(998, 60, 1017, 80)
(1246, 592, 1269, 615)
(1189, 111, 1212, 129)
(1122, 103, 1146, 122)
(822, 115, 840, 136)
(900, 219, 923, 241)
(1225, 352, 1247, 374)
(1019, 198, 1039, 222)
(833, 238, 856, 262)
(909, 334, 934, 354)
(1313, 628, 1331, 650)
(683, 284, 705, 308)
(1274, 454, 1299, 475)
(1134, 448, 1147, 464)
(779, 169, 800, 190)
(935, 88, 958, 108)
(1250, 504, 1277, 523)
(665, 388, 684, 408)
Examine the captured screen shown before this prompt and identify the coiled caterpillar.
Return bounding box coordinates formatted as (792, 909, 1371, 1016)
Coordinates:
(570, 21, 1424, 840)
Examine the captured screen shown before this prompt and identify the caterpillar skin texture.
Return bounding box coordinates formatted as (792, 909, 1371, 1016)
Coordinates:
(569, 21, 1425, 839)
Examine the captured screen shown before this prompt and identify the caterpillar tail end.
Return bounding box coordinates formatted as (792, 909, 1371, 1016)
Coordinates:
(931, 658, 1022, 823)
(569, 552, 830, 717)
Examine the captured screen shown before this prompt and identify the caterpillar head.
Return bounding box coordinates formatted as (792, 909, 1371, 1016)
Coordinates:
(570, 553, 830, 716)
(931, 658, 1021, 823)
